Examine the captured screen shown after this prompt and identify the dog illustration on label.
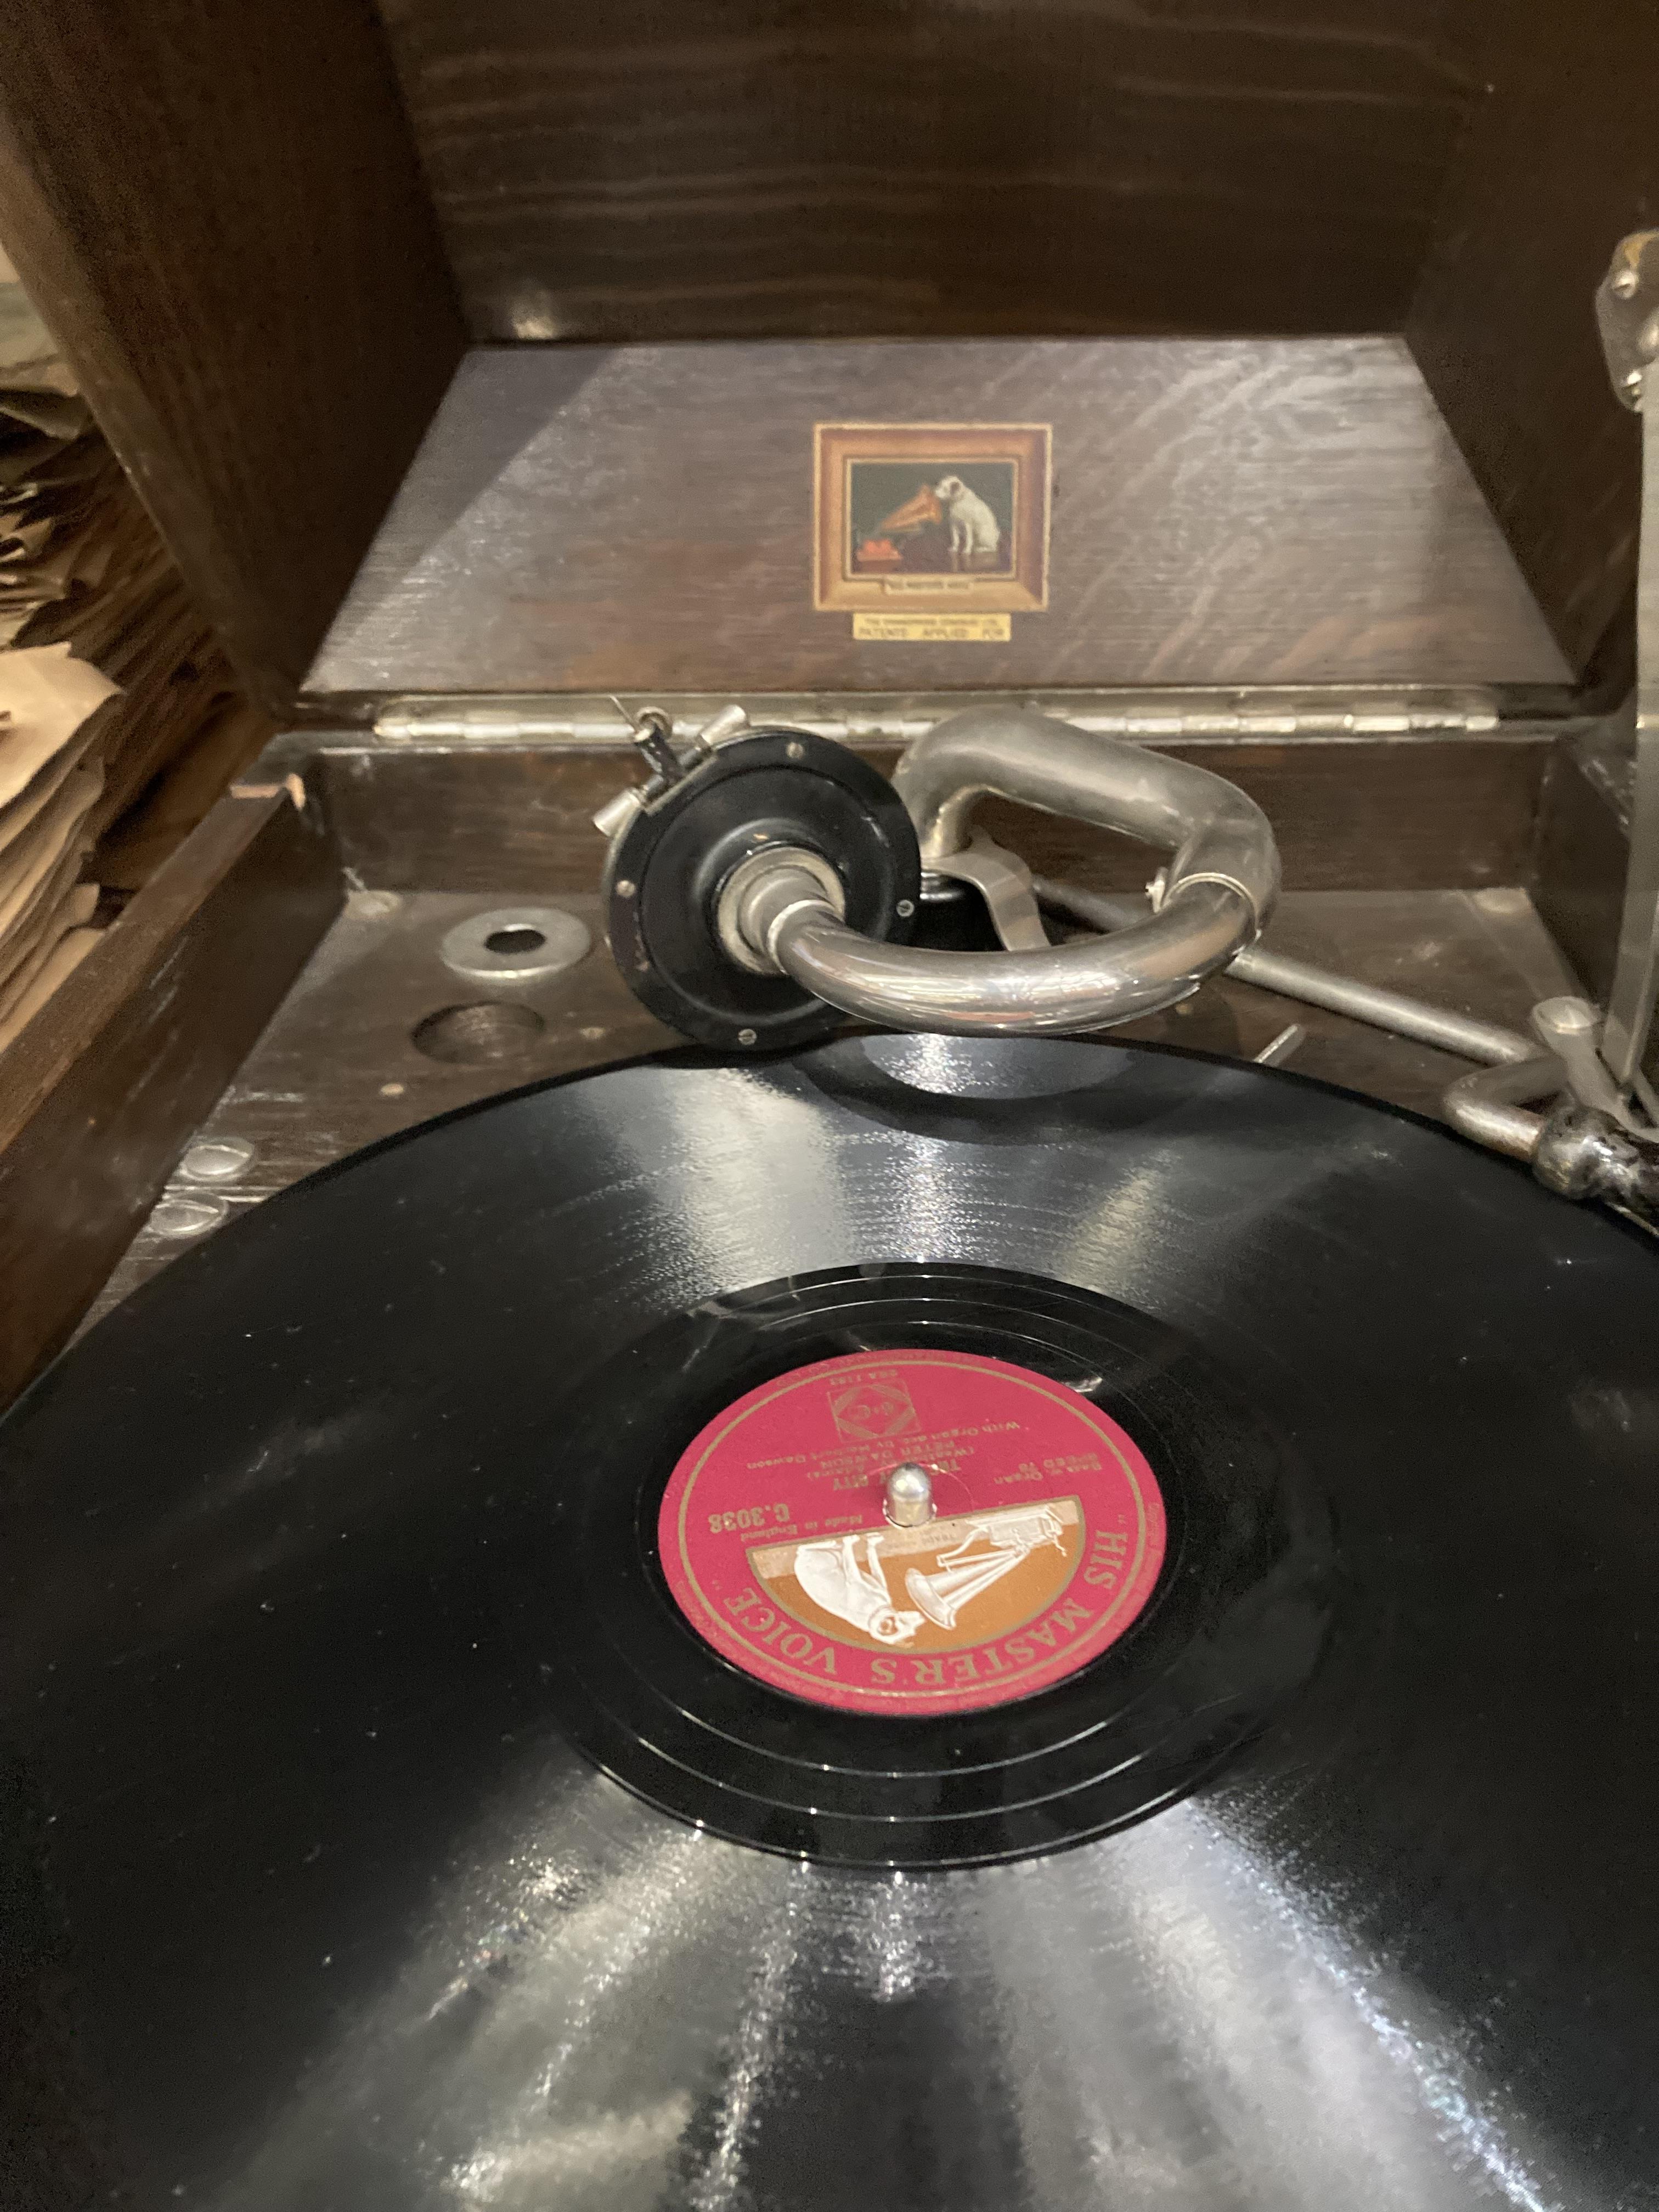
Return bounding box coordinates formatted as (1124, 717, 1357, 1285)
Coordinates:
(851, 469, 1009, 578)
(814, 425, 1050, 613)
(793, 1533, 926, 1646)
(932, 475, 1001, 570)
(791, 1506, 1068, 1645)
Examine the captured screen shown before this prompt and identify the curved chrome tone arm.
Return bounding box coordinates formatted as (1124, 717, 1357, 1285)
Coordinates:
(726, 707, 1280, 1037)
(749, 876, 1252, 1037)
(1037, 877, 1538, 1068)
(893, 704, 1280, 926)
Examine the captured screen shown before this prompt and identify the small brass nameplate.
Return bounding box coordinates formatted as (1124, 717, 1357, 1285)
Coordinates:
(852, 613, 1012, 642)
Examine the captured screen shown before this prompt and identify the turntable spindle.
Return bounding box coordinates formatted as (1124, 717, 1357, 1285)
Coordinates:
(884, 1462, 936, 1527)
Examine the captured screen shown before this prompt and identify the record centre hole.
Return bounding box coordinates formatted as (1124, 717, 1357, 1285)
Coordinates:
(484, 926, 546, 956)
(411, 1002, 546, 1065)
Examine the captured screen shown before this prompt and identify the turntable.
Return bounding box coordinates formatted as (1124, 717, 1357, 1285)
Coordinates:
(5, 12, 1659, 2209)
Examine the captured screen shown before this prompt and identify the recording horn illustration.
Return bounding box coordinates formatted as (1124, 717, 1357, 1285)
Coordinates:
(903, 1509, 1066, 1630)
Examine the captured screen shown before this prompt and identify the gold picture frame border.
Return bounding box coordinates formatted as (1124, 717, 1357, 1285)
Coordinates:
(813, 422, 1052, 613)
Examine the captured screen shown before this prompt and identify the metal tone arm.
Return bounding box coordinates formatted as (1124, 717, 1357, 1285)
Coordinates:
(724, 706, 1280, 1037)
(743, 874, 1255, 1037)
(1036, 880, 1537, 1069)
(1595, 234, 1659, 1086)
(891, 704, 1279, 922)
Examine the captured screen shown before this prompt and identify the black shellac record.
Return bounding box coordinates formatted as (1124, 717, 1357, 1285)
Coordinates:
(2, 1032, 1657, 2210)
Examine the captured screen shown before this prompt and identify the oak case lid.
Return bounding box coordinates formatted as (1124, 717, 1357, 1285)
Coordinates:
(300, 337, 1569, 707)
(0, 0, 1646, 717)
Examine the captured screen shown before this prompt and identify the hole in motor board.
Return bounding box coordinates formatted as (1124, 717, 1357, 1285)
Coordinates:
(411, 1002, 546, 1065)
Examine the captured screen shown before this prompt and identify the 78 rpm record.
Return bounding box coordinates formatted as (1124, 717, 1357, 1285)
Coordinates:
(2, 1032, 1658, 2209)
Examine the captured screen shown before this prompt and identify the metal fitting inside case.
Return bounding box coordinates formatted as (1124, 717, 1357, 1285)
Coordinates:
(1534, 1107, 1659, 1219)
(689, 703, 1282, 1038)
(716, 847, 846, 974)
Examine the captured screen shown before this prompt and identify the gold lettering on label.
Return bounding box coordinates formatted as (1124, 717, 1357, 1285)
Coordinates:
(1084, 1528, 1130, 1588)
(852, 613, 1012, 644)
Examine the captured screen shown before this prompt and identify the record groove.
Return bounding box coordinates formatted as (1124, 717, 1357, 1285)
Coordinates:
(534, 1263, 1330, 1865)
(4, 1035, 1659, 2207)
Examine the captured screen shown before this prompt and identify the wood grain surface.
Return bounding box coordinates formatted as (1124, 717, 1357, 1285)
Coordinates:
(309, 732, 1553, 897)
(304, 339, 1568, 700)
(0, 0, 467, 712)
(1407, 0, 1652, 685)
(373, 0, 1485, 343)
(0, 792, 340, 1399)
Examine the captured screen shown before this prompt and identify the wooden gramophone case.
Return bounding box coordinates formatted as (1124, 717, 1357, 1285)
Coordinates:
(0, 0, 1647, 1398)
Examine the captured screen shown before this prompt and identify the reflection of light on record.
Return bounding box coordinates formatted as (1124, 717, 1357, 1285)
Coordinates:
(659, 1349, 1165, 1712)
(2, 1034, 1657, 2208)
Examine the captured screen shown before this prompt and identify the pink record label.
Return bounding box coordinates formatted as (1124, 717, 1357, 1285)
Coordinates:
(658, 1348, 1166, 1715)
